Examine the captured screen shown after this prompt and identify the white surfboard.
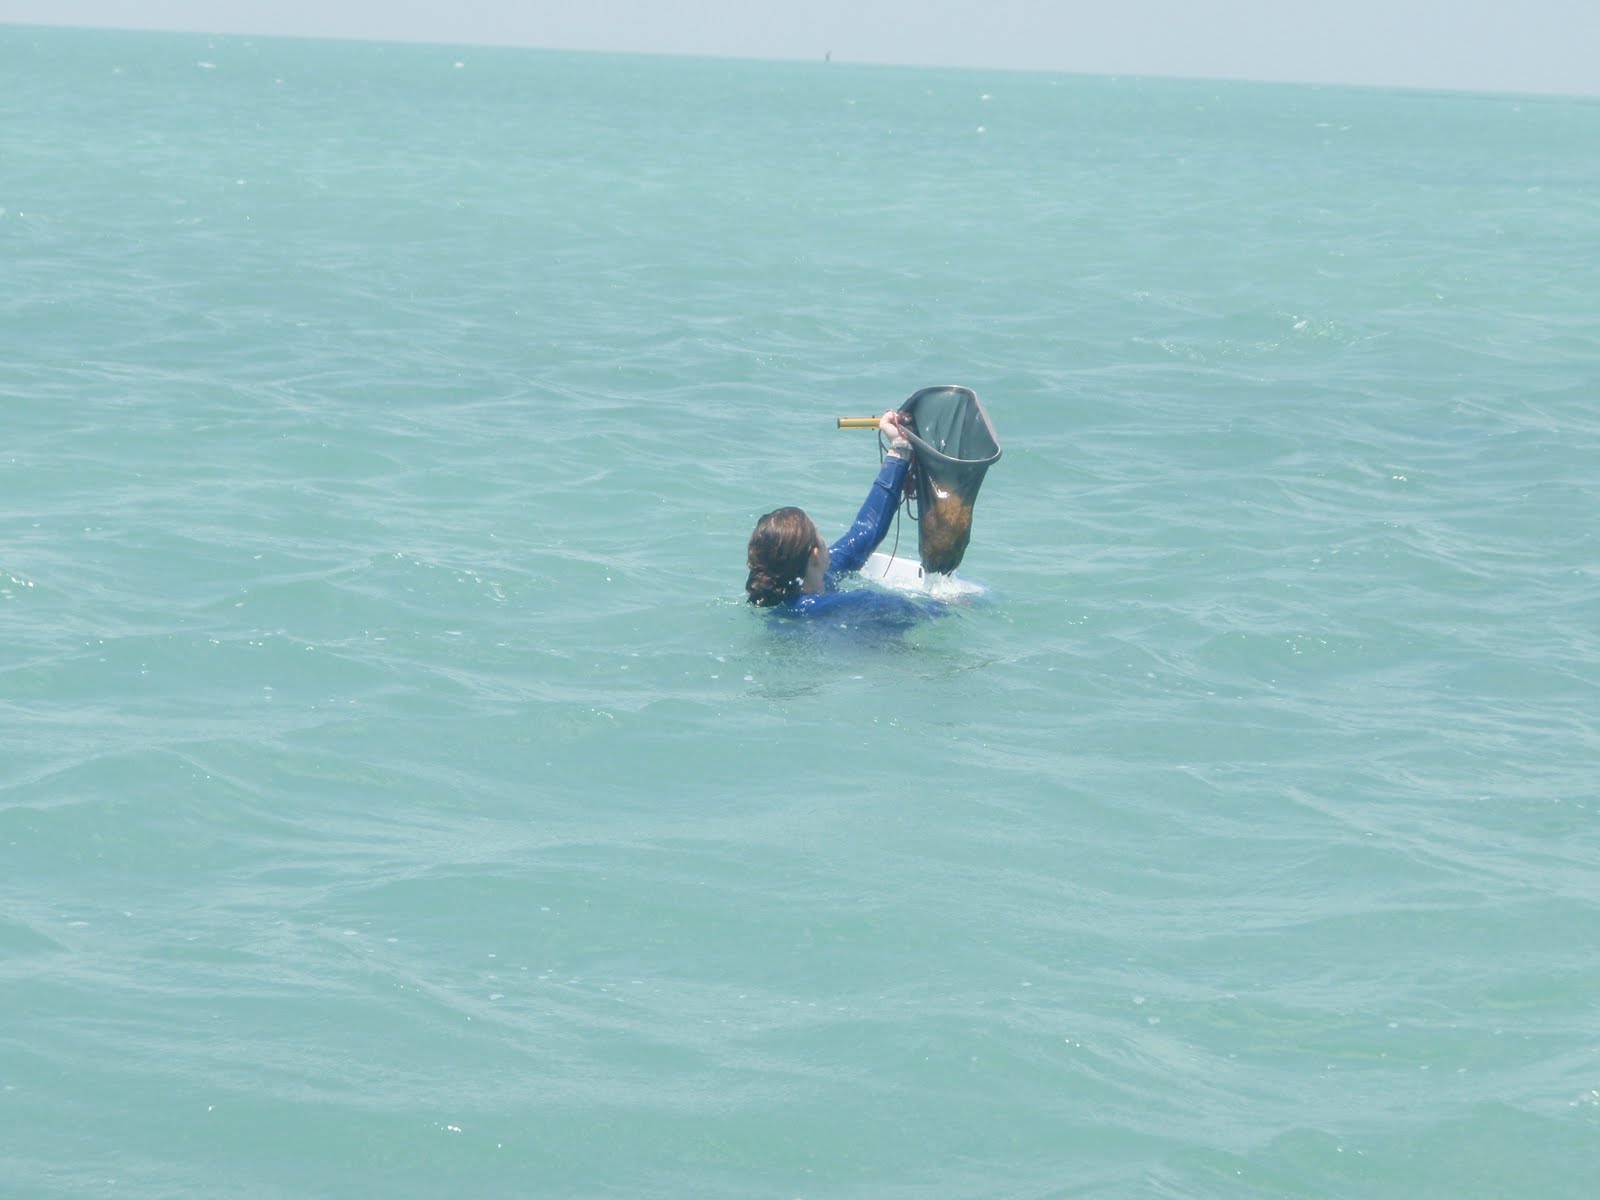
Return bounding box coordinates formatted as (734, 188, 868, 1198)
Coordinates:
(860, 552, 985, 598)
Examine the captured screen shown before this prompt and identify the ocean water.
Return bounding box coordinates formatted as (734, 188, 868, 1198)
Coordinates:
(3, 23, 1598, 1199)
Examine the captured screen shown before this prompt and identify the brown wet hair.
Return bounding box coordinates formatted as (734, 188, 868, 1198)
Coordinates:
(745, 506, 819, 606)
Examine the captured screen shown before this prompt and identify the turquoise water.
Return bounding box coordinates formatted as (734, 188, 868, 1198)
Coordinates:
(4, 24, 1599, 1199)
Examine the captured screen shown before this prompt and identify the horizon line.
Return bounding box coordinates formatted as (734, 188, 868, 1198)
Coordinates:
(4, 17, 1596, 102)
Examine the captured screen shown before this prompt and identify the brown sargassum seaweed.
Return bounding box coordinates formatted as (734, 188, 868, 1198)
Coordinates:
(918, 488, 974, 574)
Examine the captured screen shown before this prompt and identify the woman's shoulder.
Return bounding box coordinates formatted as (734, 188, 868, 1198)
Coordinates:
(782, 586, 940, 624)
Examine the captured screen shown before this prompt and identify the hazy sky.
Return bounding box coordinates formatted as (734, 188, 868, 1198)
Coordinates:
(3, 1, 1597, 96)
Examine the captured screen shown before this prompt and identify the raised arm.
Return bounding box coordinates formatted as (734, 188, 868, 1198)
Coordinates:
(826, 411, 913, 578)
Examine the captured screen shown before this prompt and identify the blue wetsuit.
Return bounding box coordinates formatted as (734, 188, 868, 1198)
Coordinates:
(778, 454, 936, 625)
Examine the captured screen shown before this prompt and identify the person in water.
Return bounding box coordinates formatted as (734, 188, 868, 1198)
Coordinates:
(745, 409, 927, 619)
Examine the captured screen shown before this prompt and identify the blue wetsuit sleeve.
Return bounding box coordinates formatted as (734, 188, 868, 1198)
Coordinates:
(825, 453, 910, 580)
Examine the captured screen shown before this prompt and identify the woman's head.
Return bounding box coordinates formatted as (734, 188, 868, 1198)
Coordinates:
(745, 506, 822, 606)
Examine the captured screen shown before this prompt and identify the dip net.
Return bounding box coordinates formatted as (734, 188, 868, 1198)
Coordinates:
(896, 386, 1002, 574)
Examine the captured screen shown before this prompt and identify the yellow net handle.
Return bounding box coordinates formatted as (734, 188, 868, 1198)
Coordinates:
(836, 417, 881, 429)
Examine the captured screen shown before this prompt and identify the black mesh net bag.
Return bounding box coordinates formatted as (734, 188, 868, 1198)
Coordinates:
(896, 385, 1002, 574)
